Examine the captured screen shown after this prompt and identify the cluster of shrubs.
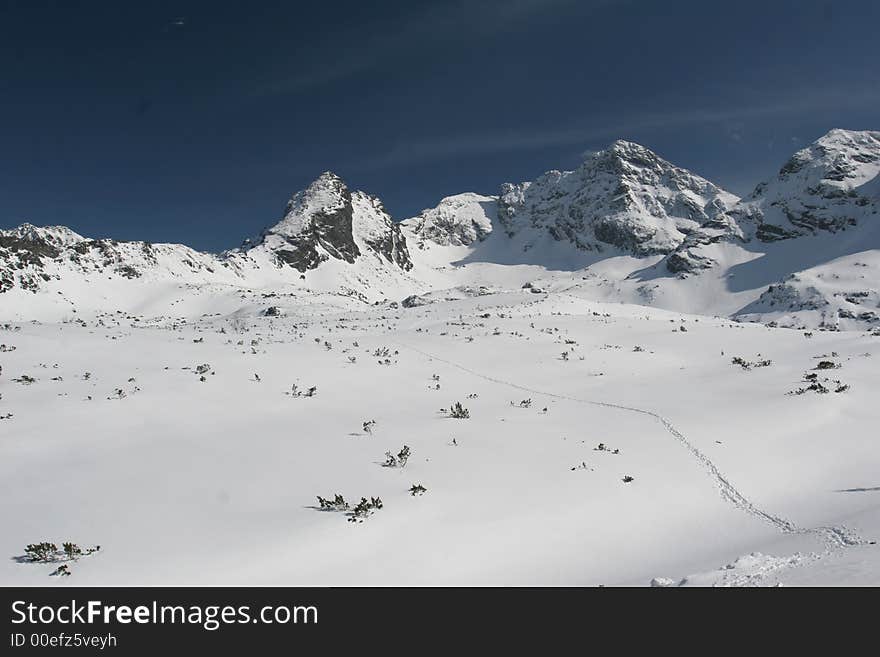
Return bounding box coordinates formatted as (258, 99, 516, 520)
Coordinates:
(383, 445, 411, 468)
(731, 356, 772, 370)
(316, 494, 350, 511)
(789, 376, 849, 395)
(316, 494, 384, 522)
(286, 383, 317, 397)
(349, 497, 383, 522)
(789, 359, 849, 395)
(22, 542, 100, 575)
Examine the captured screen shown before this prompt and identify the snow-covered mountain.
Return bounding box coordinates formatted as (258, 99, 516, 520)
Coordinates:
(2, 130, 879, 330)
(667, 129, 880, 274)
(0, 172, 424, 314)
(747, 128, 880, 241)
(0, 222, 225, 294)
(656, 129, 880, 329)
(494, 140, 738, 256)
(240, 171, 413, 273)
(402, 192, 495, 247)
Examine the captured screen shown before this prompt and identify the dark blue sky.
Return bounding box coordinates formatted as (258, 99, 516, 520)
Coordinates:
(2, 0, 878, 251)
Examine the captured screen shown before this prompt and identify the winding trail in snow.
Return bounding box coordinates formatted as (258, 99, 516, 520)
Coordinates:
(395, 339, 866, 566)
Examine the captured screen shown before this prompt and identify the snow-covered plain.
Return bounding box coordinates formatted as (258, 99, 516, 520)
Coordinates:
(1, 286, 878, 586)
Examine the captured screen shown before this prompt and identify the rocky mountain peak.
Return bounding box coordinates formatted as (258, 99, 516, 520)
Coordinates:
(245, 172, 413, 273)
(254, 172, 360, 271)
(770, 129, 880, 191)
(496, 140, 737, 256)
(741, 128, 880, 242)
(664, 129, 880, 276)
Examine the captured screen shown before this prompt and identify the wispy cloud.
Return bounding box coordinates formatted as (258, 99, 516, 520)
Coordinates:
(350, 84, 880, 171)
(253, 0, 615, 97)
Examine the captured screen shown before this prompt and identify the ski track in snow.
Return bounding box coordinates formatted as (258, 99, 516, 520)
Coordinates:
(395, 340, 866, 585)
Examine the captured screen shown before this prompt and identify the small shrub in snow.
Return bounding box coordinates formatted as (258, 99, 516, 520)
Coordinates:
(409, 484, 427, 496)
(445, 402, 470, 419)
(62, 542, 83, 559)
(24, 542, 57, 562)
(622, 475, 635, 483)
(348, 497, 383, 522)
(363, 420, 377, 435)
(316, 494, 350, 511)
(287, 383, 317, 398)
(383, 445, 411, 468)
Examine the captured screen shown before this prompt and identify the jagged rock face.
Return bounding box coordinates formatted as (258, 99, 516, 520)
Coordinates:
(251, 172, 413, 272)
(350, 191, 413, 271)
(497, 140, 737, 256)
(258, 172, 361, 272)
(663, 213, 748, 275)
(0, 225, 66, 292)
(746, 129, 880, 242)
(403, 193, 495, 247)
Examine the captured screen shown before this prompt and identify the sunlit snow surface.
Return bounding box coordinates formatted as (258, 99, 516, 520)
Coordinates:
(1, 289, 878, 586)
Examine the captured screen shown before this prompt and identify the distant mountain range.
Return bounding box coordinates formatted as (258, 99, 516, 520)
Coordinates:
(2, 128, 878, 329)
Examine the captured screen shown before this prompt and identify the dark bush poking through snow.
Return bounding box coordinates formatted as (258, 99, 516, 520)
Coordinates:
(444, 401, 470, 419)
(383, 445, 411, 468)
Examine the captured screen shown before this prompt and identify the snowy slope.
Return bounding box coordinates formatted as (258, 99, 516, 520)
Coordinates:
(1, 292, 878, 586)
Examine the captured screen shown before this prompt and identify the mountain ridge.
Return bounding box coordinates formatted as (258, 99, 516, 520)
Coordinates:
(3, 128, 878, 330)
